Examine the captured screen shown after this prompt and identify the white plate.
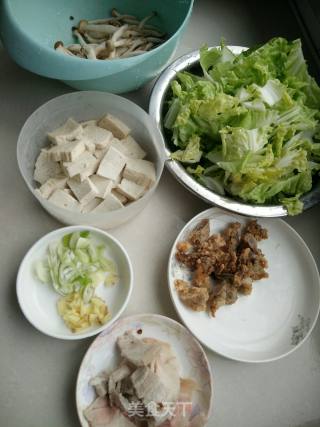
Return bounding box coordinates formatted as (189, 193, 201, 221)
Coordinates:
(76, 313, 213, 427)
(168, 208, 320, 363)
(16, 225, 133, 340)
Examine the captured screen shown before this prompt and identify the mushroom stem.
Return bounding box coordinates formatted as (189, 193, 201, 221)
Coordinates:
(111, 24, 129, 42)
(54, 41, 76, 56)
(138, 11, 157, 29)
(73, 29, 97, 59)
(78, 20, 117, 35)
(111, 8, 136, 20)
(66, 43, 82, 52)
(83, 32, 105, 44)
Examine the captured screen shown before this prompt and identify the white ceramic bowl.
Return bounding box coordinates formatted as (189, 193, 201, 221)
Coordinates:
(17, 91, 164, 229)
(76, 313, 213, 427)
(168, 208, 320, 363)
(16, 225, 133, 340)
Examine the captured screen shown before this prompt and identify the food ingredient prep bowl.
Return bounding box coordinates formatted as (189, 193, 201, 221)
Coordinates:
(0, 0, 193, 93)
(149, 47, 320, 217)
(17, 91, 164, 229)
(16, 226, 133, 340)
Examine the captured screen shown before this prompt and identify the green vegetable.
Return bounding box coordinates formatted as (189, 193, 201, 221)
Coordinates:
(35, 231, 117, 300)
(166, 37, 320, 214)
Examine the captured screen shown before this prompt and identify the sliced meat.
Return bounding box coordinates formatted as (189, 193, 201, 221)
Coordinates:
(131, 366, 168, 403)
(89, 374, 108, 397)
(175, 280, 209, 312)
(117, 332, 163, 368)
(84, 397, 136, 427)
(111, 391, 132, 414)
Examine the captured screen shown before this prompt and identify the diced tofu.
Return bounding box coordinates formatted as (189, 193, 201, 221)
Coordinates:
(34, 150, 62, 184)
(63, 152, 99, 180)
(90, 175, 114, 198)
(48, 189, 80, 211)
(47, 139, 85, 162)
(64, 189, 74, 196)
(116, 178, 145, 201)
(98, 114, 130, 139)
(81, 137, 96, 153)
(112, 135, 146, 159)
(81, 197, 103, 213)
(91, 193, 124, 212)
(81, 119, 97, 128)
(123, 159, 156, 188)
(111, 189, 128, 204)
(83, 125, 113, 150)
(67, 177, 98, 204)
(94, 148, 108, 160)
(38, 176, 67, 199)
(47, 118, 83, 144)
(97, 146, 127, 181)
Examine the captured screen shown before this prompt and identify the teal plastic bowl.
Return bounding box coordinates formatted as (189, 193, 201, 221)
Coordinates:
(0, 0, 193, 93)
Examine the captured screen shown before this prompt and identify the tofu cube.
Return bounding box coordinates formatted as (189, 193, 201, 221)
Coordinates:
(98, 114, 130, 139)
(34, 150, 62, 184)
(90, 175, 114, 198)
(81, 197, 103, 213)
(83, 125, 113, 150)
(67, 177, 98, 204)
(94, 148, 108, 160)
(112, 135, 146, 159)
(116, 178, 145, 201)
(81, 136, 96, 153)
(38, 176, 67, 199)
(47, 139, 85, 162)
(48, 189, 80, 211)
(91, 193, 124, 212)
(111, 189, 128, 204)
(123, 159, 156, 188)
(81, 119, 97, 128)
(63, 152, 99, 180)
(47, 118, 83, 144)
(97, 146, 127, 181)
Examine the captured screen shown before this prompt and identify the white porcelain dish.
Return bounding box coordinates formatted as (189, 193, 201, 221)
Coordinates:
(76, 313, 213, 426)
(16, 225, 133, 340)
(168, 208, 320, 363)
(17, 91, 164, 229)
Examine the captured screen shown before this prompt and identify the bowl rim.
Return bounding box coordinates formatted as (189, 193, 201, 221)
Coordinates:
(149, 46, 320, 217)
(3, 0, 194, 68)
(16, 225, 134, 340)
(75, 312, 214, 426)
(16, 90, 165, 220)
(167, 207, 320, 363)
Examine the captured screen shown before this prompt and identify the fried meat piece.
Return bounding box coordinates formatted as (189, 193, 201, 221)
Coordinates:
(174, 218, 269, 316)
(175, 279, 209, 311)
(209, 279, 238, 316)
(243, 220, 268, 241)
(188, 219, 210, 247)
(192, 263, 212, 290)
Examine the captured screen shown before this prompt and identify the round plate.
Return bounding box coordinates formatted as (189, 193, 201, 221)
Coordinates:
(168, 208, 320, 363)
(16, 225, 133, 340)
(76, 313, 213, 426)
(149, 48, 320, 217)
